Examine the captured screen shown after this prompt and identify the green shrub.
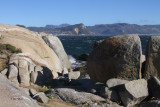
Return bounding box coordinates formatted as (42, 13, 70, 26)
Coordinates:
(16, 24, 26, 28)
(5, 44, 16, 53)
(0, 43, 21, 53)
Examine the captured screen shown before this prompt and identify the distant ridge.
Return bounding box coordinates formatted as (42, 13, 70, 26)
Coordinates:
(87, 23, 160, 36)
(28, 23, 93, 36)
(28, 23, 160, 36)
(46, 24, 70, 29)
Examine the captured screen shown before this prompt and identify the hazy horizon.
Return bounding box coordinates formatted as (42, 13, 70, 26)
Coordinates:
(0, 0, 160, 27)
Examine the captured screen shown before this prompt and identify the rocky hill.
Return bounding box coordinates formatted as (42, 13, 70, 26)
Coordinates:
(87, 23, 160, 36)
(28, 23, 94, 36)
(28, 23, 160, 36)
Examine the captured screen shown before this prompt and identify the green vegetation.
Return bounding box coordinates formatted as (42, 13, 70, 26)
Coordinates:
(0, 44, 22, 71)
(0, 43, 22, 54)
(16, 24, 26, 28)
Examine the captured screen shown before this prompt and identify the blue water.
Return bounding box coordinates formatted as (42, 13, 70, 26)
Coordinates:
(58, 36, 150, 56)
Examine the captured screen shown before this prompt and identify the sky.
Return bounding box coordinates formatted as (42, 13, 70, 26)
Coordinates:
(0, 0, 160, 27)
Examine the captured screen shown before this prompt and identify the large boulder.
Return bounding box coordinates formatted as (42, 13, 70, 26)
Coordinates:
(87, 34, 142, 83)
(144, 36, 160, 79)
(42, 36, 71, 69)
(0, 24, 62, 76)
(0, 73, 39, 107)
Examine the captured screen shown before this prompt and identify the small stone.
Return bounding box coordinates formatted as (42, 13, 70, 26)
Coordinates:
(68, 71, 80, 80)
(29, 88, 38, 96)
(90, 89, 97, 94)
(100, 86, 120, 102)
(62, 67, 68, 76)
(35, 65, 43, 72)
(33, 92, 49, 103)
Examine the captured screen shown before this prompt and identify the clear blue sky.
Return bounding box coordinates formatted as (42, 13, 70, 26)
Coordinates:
(0, 0, 160, 27)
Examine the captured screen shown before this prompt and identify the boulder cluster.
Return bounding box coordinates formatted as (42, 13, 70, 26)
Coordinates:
(87, 34, 160, 106)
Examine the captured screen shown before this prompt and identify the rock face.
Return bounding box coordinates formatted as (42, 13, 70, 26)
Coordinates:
(42, 36, 71, 69)
(144, 36, 160, 79)
(0, 24, 62, 75)
(0, 73, 39, 107)
(8, 54, 54, 86)
(87, 34, 142, 83)
(119, 79, 148, 107)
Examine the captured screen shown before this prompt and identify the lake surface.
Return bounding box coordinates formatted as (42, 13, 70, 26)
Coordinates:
(58, 36, 150, 56)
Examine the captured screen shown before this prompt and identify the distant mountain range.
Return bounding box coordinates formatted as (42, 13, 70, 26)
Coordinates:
(28, 23, 160, 36)
(28, 23, 93, 36)
(45, 24, 70, 29)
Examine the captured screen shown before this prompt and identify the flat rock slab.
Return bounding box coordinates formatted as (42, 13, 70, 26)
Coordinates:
(106, 78, 129, 88)
(119, 79, 148, 107)
(51, 88, 106, 105)
(87, 34, 142, 83)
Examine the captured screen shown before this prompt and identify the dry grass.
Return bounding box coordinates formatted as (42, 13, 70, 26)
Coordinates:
(27, 85, 75, 107)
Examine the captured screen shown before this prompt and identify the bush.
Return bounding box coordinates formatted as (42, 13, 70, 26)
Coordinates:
(0, 43, 21, 53)
(16, 24, 26, 28)
(5, 44, 16, 53)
